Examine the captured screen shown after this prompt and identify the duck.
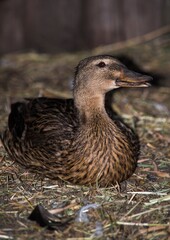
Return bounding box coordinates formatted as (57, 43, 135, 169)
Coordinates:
(1, 55, 152, 187)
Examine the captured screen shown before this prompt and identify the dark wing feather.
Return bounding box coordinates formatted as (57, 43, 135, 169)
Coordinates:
(8, 102, 26, 138)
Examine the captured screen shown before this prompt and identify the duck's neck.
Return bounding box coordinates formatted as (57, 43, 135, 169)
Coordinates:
(74, 89, 107, 124)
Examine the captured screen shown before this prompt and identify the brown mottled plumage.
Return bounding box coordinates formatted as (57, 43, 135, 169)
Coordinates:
(1, 55, 152, 187)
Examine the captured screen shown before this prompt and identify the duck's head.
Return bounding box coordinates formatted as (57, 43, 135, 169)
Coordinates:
(74, 55, 152, 94)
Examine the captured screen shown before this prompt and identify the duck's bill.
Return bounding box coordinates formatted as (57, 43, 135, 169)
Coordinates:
(115, 69, 152, 88)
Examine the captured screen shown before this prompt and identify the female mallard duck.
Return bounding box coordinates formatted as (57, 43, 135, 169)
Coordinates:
(1, 55, 151, 187)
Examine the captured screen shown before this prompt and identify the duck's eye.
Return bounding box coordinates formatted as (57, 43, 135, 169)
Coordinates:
(97, 62, 106, 68)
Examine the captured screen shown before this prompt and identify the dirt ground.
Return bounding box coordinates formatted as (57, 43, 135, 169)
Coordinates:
(0, 34, 170, 239)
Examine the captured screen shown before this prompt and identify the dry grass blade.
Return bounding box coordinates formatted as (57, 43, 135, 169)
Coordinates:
(145, 194, 170, 206)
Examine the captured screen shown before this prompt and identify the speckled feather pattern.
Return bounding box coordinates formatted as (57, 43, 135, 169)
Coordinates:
(64, 111, 139, 186)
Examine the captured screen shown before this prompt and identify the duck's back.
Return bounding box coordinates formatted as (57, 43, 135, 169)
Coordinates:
(9, 97, 77, 137)
(1, 98, 78, 170)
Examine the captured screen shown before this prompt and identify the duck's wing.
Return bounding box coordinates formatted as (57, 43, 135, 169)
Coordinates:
(0, 97, 78, 175)
(7, 97, 78, 145)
